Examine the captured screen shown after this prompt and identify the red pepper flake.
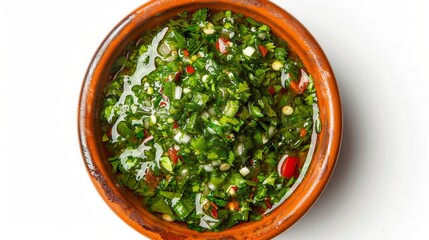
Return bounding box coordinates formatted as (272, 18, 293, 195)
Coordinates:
(211, 207, 218, 219)
(258, 45, 268, 57)
(144, 129, 151, 138)
(215, 37, 231, 54)
(174, 71, 181, 82)
(268, 86, 275, 96)
(289, 69, 310, 94)
(300, 128, 307, 137)
(182, 49, 190, 57)
(249, 186, 257, 199)
(159, 101, 167, 108)
(173, 121, 179, 129)
(168, 147, 179, 165)
(227, 200, 239, 211)
(209, 202, 219, 218)
(186, 65, 195, 75)
(249, 159, 255, 166)
(281, 156, 299, 179)
(144, 170, 161, 189)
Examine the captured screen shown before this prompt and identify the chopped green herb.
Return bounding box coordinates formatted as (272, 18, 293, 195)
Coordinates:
(100, 8, 320, 232)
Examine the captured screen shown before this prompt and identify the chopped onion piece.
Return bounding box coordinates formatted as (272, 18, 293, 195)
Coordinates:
(204, 164, 214, 172)
(268, 126, 277, 138)
(173, 131, 191, 144)
(237, 143, 244, 155)
(150, 114, 157, 124)
(282, 105, 294, 115)
(183, 87, 191, 94)
(208, 182, 216, 191)
(202, 74, 209, 82)
(203, 22, 215, 35)
(174, 86, 182, 100)
(211, 160, 221, 167)
(158, 42, 171, 56)
(243, 46, 256, 57)
(239, 166, 250, 176)
(272, 60, 283, 71)
(280, 71, 291, 88)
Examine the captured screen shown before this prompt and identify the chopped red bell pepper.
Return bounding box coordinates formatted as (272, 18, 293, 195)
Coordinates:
(209, 202, 219, 218)
(227, 200, 239, 211)
(289, 69, 310, 94)
(211, 207, 218, 218)
(174, 71, 181, 82)
(173, 121, 179, 129)
(215, 37, 231, 54)
(159, 101, 167, 108)
(182, 49, 190, 57)
(185, 65, 195, 75)
(268, 86, 275, 96)
(168, 147, 179, 165)
(300, 128, 307, 137)
(144, 170, 161, 189)
(258, 45, 268, 57)
(281, 156, 299, 179)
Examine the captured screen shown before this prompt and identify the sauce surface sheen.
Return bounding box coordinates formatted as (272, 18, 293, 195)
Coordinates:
(100, 9, 319, 231)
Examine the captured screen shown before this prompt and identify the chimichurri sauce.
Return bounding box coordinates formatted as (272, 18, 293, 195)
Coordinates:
(100, 9, 320, 231)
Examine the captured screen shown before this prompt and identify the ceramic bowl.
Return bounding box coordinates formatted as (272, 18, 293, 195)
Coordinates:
(78, 0, 342, 239)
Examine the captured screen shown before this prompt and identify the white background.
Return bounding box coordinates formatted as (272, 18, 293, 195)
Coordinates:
(1, 0, 428, 239)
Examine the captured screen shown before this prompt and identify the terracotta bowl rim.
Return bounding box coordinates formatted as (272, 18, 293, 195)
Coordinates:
(78, 0, 342, 239)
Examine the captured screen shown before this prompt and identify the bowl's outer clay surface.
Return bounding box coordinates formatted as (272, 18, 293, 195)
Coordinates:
(78, 0, 342, 239)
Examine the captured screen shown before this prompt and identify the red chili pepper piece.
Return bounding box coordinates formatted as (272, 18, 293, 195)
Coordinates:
(174, 71, 181, 82)
(168, 147, 179, 165)
(289, 69, 310, 94)
(144, 170, 161, 189)
(268, 86, 275, 96)
(209, 202, 219, 218)
(249, 159, 255, 165)
(182, 49, 190, 57)
(215, 37, 231, 54)
(281, 156, 299, 179)
(227, 200, 239, 211)
(211, 207, 218, 218)
(300, 128, 307, 137)
(144, 129, 151, 138)
(173, 121, 179, 129)
(159, 101, 167, 108)
(186, 65, 195, 75)
(258, 45, 268, 57)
